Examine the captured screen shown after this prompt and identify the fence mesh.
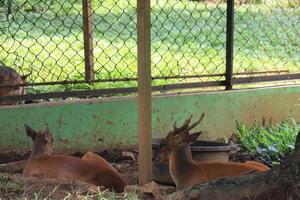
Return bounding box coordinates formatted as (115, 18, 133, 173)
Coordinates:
(151, 0, 226, 84)
(0, 0, 299, 102)
(92, 0, 137, 82)
(0, 0, 86, 93)
(234, 0, 300, 75)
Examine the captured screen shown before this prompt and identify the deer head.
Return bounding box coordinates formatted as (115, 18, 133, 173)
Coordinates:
(156, 113, 205, 163)
(19, 73, 29, 95)
(25, 124, 53, 159)
(0, 66, 29, 105)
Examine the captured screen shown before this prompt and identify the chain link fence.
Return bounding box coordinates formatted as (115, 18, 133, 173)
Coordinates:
(234, 0, 299, 74)
(0, 0, 299, 103)
(152, 0, 227, 85)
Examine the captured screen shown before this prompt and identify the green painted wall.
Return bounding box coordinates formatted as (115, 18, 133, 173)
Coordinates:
(0, 86, 299, 152)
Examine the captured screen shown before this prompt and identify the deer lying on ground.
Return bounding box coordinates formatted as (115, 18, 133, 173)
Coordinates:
(157, 113, 270, 190)
(0, 65, 29, 105)
(22, 125, 126, 192)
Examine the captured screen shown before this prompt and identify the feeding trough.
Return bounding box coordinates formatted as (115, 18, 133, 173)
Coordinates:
(152, 138, 232, 185)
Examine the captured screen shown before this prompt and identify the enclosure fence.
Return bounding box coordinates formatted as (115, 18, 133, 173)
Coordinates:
(0, 0, 299, 103)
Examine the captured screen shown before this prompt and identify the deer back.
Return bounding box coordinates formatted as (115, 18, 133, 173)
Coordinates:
(173, 158, 269, 190)
(81, 151, 126, 190)
(23, 154, 125, 192)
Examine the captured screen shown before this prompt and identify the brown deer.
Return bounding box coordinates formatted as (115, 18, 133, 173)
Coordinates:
(0, 65, 29, 105)
(157, 113, 270, 190)
(23, 125, 126, 192)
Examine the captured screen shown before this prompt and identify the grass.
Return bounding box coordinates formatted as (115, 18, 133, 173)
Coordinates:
(0, 174, 23, 195)
(0, 0, 299, 93)
(236, 118, 300, 164)
(63, 190, 140, 200)
(0, 173, 140, 200)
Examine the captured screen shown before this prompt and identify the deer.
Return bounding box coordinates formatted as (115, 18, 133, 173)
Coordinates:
(157, 113, 270, 190)
(0, 65, 29, 105)
(22, 125, 126, 192)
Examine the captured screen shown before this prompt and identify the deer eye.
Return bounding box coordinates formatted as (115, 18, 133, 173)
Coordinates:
(159, 141, 167, 148)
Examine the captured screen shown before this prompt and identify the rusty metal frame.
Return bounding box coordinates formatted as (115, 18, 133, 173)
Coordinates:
(232, 73, 300, 84)
(0, 70, 289, 89)
(82, 0, 95, 82)
(1, 73, 299, 103)
(225, 0, 234, 90)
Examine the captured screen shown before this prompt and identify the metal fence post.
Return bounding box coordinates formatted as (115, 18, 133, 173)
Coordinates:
(225, 0, 234, 90)
(82, 0, 94, 82)
(137, 0, 153, 185)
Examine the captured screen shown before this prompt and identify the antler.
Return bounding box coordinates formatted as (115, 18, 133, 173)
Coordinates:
(167, 113, 205, 138)
(187, 113, 205, 131)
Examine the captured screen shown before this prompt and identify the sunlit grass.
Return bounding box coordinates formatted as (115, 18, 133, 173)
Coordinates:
(0, 0, 299, 93)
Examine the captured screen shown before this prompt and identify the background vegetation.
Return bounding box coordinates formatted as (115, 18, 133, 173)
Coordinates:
(0, 0, 299, 93)
(236, 118, 300, 165)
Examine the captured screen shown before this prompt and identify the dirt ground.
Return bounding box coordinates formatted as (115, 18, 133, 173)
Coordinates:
(0, 146, 273, 199)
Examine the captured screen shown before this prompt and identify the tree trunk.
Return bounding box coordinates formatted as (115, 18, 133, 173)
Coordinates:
(171, 133, 300, 200)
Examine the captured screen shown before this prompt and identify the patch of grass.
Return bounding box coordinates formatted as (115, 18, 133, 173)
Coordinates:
(0, 0, 299, 93)
(236, 118, 300, 164)
(0, 174, 24, 196)
(63, 189, 140, 200)
(33, 188, 43, 200)
(0, 172, 141, 199)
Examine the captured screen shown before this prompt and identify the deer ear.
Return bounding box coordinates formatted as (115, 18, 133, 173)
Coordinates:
(181, 132, 201, 144)
(44, 127, 51, 143)
(21, 73, 30, 81)
(25, 124, 37, 140)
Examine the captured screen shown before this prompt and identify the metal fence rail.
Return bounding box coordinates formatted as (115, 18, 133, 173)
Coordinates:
(0, 0, 299, 103)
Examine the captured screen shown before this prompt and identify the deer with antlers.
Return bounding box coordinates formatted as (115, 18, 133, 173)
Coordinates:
(23, 125, 126, 192)
(157, 113, 270, 190)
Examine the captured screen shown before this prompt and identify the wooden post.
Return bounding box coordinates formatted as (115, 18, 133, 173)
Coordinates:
(82, 0, 94, 82)
(137, 0, 152, 185)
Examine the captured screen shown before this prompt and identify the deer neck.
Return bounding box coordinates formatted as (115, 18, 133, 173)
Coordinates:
(169, 145, 193, 188)
(30, 144, 50, 159)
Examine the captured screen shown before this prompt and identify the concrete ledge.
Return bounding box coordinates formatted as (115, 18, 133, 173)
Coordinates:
(0, 85, 299, 152)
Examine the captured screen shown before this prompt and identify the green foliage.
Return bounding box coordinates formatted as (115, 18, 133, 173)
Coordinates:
(0, 175, 23, 194)
(34, 189, 43, 200)
(63, 189, 140, 200)
(234, 0, 300, 7)
(0, 0, 299, 92)
(236, 119, 300, 164)
(263, 0, 299, 8)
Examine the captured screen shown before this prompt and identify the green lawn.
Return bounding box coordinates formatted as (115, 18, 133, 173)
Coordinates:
(0, 0, 299, 92)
